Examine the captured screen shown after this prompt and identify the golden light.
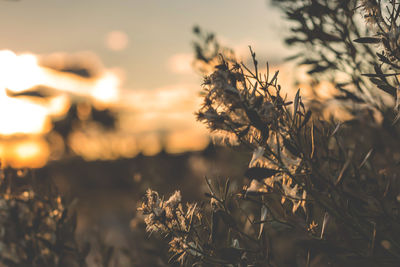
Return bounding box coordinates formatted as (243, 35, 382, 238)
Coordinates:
(105, 31, 129, 51)
(138, 133, 162, 156)
(0, 89, 51, 135)
(0, 50, 122, 137)
(68, 128, 139, 160)
(0, 51, 52, 136)
(115, 84, 210, 156)
(91, 72, 120, 105)
(46, 94, 71, 117)
(40, 67, 121, 103)
(167, 129, 209, 154)
(0, 138, 50, 168)
(167, 53, 193, 74)
(13, 139, 49, 168)
(0, 50, 122, 167)
(15, 141, 41, 159)
(0, 48, 223, 166)
(0, 50, 44, 92)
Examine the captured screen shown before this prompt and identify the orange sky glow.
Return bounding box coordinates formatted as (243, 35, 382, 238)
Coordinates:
(0, 0, 387, 175)
(0, 50, 211, 167)
(0, 48, 349, 168)
(0, 0, 299, 168)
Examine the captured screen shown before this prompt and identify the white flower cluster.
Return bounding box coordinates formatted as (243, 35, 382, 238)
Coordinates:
(139, 189, 200, 234)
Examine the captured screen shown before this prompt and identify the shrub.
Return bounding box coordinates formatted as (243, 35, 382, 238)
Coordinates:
(140, 1, 400, 266)
(0, 168, 87, 267)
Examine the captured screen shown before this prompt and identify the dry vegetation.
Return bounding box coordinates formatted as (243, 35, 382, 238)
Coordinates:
(1, 0, 400, 266)
(140, 1, 400, 266)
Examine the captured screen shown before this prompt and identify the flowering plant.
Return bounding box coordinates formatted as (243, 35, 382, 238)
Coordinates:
(140, 1, 400, 266)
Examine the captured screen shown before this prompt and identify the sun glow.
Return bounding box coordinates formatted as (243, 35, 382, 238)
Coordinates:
(91, 72, 120, 105)
(14, 141, 45, 162)
(0, 138, 49, 168)
(0, 50, 120, 136)
(0, 89, 51, 136)
(0, 49, 211, 167)
(0, 50, 44, 92)
(0, 50, 121, 167)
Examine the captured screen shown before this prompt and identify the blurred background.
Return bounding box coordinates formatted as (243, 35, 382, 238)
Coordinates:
(0, 0, 294, 167)
(0, 0, 294, 265)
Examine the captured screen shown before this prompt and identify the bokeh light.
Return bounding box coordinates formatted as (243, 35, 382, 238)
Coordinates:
(105, 30, 129, 51)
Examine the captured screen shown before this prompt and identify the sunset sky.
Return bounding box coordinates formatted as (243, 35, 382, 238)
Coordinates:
(0, 0, 293, 167)
(0, 0, 290, 88)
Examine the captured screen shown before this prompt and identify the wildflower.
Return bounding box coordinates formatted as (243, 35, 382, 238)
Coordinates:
(169, 237, 188, 264)
(141, 189, 164, 217)
(211, 131, 239, 146)
(165, 190, 181, 208)
(359, 0, 380, 27)
(139, 189, 201, 236)
(360, 0, 379, 14)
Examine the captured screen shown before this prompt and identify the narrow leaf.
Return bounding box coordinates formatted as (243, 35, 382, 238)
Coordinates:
(320, 212, 330, 239)
(224, 178, 230, 200)
(259, 204, 268, 239)
(294, 89, 300, 115)
(270, 70, 279, 85)
(331, 122, 341, 136)
(308, 64, 330, 74)
(283, 139, 301, 157)
(300, 110, 312, 128)
(244, 167, 280, 181)
(311, 122, 315, 159)
(335, 150, 353, 186)
(353, 37, 381, 44)
(359, 149, 373, 168)
(362, 72, 400, 78)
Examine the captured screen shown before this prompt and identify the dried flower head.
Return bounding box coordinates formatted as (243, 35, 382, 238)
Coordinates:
(139, 189, 201, 233)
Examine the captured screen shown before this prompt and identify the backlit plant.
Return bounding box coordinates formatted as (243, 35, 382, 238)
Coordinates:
(140, 1, 400, 266)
